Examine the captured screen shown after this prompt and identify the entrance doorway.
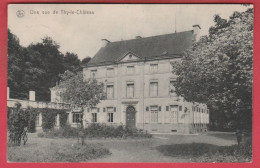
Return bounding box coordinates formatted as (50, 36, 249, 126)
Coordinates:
(126, 105, 136, 129)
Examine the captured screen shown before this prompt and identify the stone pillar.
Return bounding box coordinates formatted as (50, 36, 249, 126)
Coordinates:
(68, 111, 73, 125)
(39, 112, 42, 126)
(7, 87, 10, 100)
(29, 91, 35, 101)
(56, 113, 60, 128)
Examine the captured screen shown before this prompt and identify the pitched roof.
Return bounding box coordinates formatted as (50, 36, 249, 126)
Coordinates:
(87, 30, 194, 67)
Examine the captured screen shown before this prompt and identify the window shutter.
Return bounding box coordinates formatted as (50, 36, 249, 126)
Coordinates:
(146, 106, 149, 111)
(97, 108, 100, 112)
(103, 108, 106, 112)
(166, 106, 169, 111)
(179, 106, 182, 111)
(107, 113, 110, 122)
(158, 111, 162, 123)
(159, 106, 161, 111)
(114, 107, 116, 112)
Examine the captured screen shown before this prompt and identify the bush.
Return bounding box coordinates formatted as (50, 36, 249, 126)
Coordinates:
(38, 123, 152, 139)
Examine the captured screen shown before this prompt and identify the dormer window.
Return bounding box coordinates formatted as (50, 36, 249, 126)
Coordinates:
(91, 70, 97, 78)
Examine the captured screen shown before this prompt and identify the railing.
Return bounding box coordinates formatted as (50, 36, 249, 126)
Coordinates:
(7, 99, 71, 109)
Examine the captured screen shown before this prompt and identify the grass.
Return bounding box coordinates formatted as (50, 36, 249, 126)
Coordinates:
(156, 142, 252, 162)
(7, 134, 111, 162)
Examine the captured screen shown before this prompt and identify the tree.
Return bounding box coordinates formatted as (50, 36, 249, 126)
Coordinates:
(8, 29, 28, 99)
(81, 56, 91, 67)
(57, 71, 105, 144)
(63, 52, 81, 73)
(172, 8, 253, 135)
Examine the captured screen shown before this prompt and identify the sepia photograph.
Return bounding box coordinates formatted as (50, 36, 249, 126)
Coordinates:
(7, 4, 253, 163)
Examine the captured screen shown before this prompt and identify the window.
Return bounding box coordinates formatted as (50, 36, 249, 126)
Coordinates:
(92, 113, 97, 123)
(72, 113, 83, 123)
(170, 105, 178, 123)
(108, 113, 113, 122)
(106, 85, 114, 99)
(90, 70, 97, 78)
(126, 82, 134, 98)
(150, 64, 158, 73)
(150, 106, 158, 123)
(169, 79, 177, 95)
(126, 66, 135, 74)
(36, 113, 40, 126)
(107, 68, 114, 77)
(150, 82, 158, 97)
(107, 107, 114, 122)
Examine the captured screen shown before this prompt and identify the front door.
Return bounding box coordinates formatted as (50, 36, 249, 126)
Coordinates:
(126, 106, 136, 129)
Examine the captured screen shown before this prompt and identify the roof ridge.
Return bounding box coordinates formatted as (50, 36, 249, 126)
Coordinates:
(110, 30, 193, 44)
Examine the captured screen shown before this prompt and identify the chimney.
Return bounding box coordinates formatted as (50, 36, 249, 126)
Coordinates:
(192, 25, 201, 42)
(101, 39, 110, 47)
(29, 91, 35, 101)
(7, 87, 9, 100)
(136, 36, 142, 39)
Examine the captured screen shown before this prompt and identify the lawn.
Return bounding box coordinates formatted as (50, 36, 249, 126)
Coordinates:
(7, 133, 111, 162)
(7, 131, 251, 163)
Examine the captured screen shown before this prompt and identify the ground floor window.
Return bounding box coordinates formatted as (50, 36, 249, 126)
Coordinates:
(150, 106, 158, 123)
(92, 113, 97, 123)
(108, 113, 113, 122)
(170, 105, 178, 123)
(72, 113, 83, 123)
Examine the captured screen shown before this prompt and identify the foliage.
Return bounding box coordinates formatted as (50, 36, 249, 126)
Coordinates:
(7, 103, 29, 145)
(38, 123, 152, 139)
(8, 106, 67, 133)
(157, 140, 252, 162)
(58, 71, 105, 108)
(172, 8, 253, 131)
(7, 31, 84, 101)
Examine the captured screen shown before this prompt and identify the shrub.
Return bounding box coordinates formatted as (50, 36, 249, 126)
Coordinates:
(38, 123, 152, 139)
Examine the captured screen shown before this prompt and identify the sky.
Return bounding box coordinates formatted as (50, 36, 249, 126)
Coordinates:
(8, 4, 252, 60)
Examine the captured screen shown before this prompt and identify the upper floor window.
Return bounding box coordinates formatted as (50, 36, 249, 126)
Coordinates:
(126, 82, 134, 98)
(169, 79, 177, 95)
(126, 66, 135, 74)
(106, 68, 114, 77)
(150, 81, 158, 97)
(90, 70, 97, 78)
(150, 64, 158, 73)
(106, 85, 114, 99)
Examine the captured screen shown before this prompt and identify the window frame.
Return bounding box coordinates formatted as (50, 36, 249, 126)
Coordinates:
(90, 69, 97, 78)
(149, 81, 158, 97)
(92, 113, 97, 123)
(72, 113, 83, 123)
(150, 105, 159, 123)
(126, 82, 135, 98)
(106, 84, 114, 99)
(126, 65, 135, 75)
(150, 64, 158, 73)
(106, 67, 114, 77)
